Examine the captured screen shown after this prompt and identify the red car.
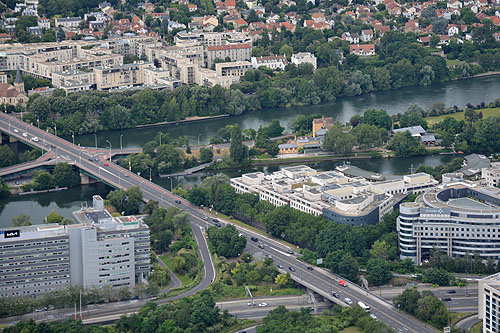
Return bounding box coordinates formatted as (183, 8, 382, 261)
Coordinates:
(104, 162, 109, 166)
(339, 280, 347, 287)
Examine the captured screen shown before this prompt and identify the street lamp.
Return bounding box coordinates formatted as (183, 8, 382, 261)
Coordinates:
(93, 133, 97, 150)
(167, 176, 173, 191)
(37, 118, 39, 129)
(148, 167, 152, 182)
(120, 134, 123, 150)
(70, 130, 75, 145)
(106, 140, 111, 162)
(54, 124, 57, 137)
(198, 133, 201, 146)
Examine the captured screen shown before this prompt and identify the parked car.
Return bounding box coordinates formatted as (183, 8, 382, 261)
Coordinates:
(447, 290, 456, 294)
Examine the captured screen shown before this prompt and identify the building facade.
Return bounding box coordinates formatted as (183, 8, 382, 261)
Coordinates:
(398, 183, 500, 264)
(479, 273, 500, 333)
(0, 196, 150, 297)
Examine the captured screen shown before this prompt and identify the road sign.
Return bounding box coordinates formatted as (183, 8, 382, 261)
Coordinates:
(316, 258, 323, 265)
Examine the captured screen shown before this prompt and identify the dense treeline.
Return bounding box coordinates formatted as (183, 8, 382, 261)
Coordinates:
(394, 289, 450, 329)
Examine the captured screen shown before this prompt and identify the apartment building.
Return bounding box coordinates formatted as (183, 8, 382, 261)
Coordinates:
(205, 43, 252, 68)
(215, 61, 253, 77)
(94, 61, 152, 90)
(0, 196, 150, 297)
(54, 17, 82, 28)
(195, 67, 238, 88)
(482, 163, 500, 187)
(51, 69, 95, 93)
(251, 55, 288, 70)
(398, 182, 500, 265)
(479, 273, 500, 333)
(230, 165, 430, 225)
(291, 52, 317, 70)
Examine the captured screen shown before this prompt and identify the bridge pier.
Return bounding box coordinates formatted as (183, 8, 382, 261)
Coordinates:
(80, 173, 98, 185)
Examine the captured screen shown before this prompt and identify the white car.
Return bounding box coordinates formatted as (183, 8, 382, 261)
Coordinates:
(13, 128, 18, 133)
(370, 314, 377, 320)
(344, 298, 353, 305)
(31, 137, 39, 142)
(247, 302, 256, 306)
(22, 132, 28, 137)
(258, 302, 267, 307)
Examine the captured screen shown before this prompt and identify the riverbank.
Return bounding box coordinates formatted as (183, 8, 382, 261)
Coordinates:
(135, 114, 230, 129)
(424, 107, 500, 126)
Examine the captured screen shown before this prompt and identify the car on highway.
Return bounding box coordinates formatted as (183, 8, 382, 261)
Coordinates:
(22, 132, 27, 137)
(339, 280, 347, 287)
(286, 249, 294, 255)
(250, 237, 258, 242)
(13, 129, 18, 133)
(289, 266, 296, 272)
(215, 222, 221, 228)
(258, 243, 264, 249)
(35, 307, 47, 312)
(447, 290, 456, 294)
(175, 200, 181, 204)
(266, 254, 273, 259)
(258, 302, 267, 307)
(307, 266, 314, 271)
(370, 314, 377, 320)
(442, 297, 452, 302)
(203, 215, 209, 221)
(247, 302, 256, 306)
(31, 137, 39, 142)
(332, 292, 339, 298)
(213, 218, 219, 223)
(104, 162, 109, 166)
(277, 264, 284, 269)
(344, 298, 353, 305)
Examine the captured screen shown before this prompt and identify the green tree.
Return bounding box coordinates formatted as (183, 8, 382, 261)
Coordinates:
(387, 131, 426, 157)
(366, 258, 393, 286)
(0, 177, 9, 199)
(351, 124, 386, 148)
(370, 240, 390, 260)
(422, 268, 451, 286)
(29, 96, 52, 122)
(12, 214, 32, 227)
(207, 225, 247, 257)
(275, 273, 292, 288)
(393, 288, 421, 314)
(323, 125, 356, 155)
(363, 109, 393, 130)
(44, 210, 73, 224)
(229, 124, 248, 163)
(106, 186, 143, 215)
(0, 145, 15, 168)
(31, 170, 55, 190)
(199, 147, 214, 163)
(53, 163, 80, 188)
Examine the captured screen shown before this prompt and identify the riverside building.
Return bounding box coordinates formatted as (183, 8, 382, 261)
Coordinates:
(398, 182, 500, 265)
(478, 273, 500, 333)
(0, 196, 150, 297)
(231, 165, 437, 225)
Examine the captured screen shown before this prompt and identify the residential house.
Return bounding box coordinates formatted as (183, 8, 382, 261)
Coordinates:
(251, 55, 288, 70)
(342, 32, 360, 44)
(447, 24, 459, 36)
(360, 29, 373, 42)
(387, 2, 402, 15)
(312, 117, 333, 137)
(55, 17, 82, 28)
(350, 44, 376, 56)
(447, 0, 462, 9)
(291, 52, 317, 70)
(38, 18, 50, 30)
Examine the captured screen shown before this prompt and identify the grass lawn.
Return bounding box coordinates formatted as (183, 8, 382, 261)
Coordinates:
(424, 107, 500, 126)
(450, 312, 475, 325)
(446, 59, 461, 66)
(340, 327, 363, 333)
(160, 253, 193, 287)
(212, 283, 302, 301)
(470, 321, 482, 333)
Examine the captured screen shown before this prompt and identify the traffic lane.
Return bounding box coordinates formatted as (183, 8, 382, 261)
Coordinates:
(244, 242, 436, 333)
(218, 295, 310, 310)
(231, 305, 331, 320)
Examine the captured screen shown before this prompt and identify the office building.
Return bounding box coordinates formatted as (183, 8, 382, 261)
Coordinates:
(0, 196, 150, 297)
(230, 166, 435, 225)
(479, 273, 500, 333)
(398, 182, 500, 265)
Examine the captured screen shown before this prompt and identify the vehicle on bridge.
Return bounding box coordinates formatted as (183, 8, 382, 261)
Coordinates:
(358, 301, 370, 311)
(339, 280, 347, 287)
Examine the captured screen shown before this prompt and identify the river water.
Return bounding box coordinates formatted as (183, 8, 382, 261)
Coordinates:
(1, 76, 499, 228)
(75, 75, 500, 148)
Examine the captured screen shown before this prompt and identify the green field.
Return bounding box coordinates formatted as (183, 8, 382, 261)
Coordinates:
(160, 253, 194, 286)
(340, 327, 363, 333)
(424, 107, 500, 126)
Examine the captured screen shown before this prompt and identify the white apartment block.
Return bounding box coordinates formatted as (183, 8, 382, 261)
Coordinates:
(205, 43, 252, 68)
(479, 273, 500, 333)
(482, 163, 500, 188)
(215, 61, 253, 77)
(52, 69, 95, 93)
(93, 61, 153, 90)
(55, 17, 82, 28)
(291, 52, 317, 70)
(398, 182, 500, 265)
(0, 196, 150, 297)
(230, 166, 434, 225)
(251, 55, 288, 70)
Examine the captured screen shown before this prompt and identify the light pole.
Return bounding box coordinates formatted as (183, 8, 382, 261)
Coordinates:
(148, 167, 152, 182)
(167, 176, 173, 191)
(198, 133, 201, 146)
(106, 140, 111, 162)
(70, 130, 75, 145)
(93, 133, 97, 150)
(54, 124, 57, 137)
(37, 118, 39, 129)
(120, 134, 123, 150)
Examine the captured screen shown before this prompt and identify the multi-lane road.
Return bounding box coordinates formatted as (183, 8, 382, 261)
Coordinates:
(0, 112, 437, 332)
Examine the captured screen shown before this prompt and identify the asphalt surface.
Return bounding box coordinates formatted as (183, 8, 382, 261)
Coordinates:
(0, 113, 436, 332)
(455, 314, 480, 331)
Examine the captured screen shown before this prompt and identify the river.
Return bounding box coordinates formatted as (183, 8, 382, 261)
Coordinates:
(74, 75, 500, 148)
(1, 76, 499, 228)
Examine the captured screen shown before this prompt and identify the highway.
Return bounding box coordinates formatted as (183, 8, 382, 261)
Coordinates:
(0, 112, 437, 332)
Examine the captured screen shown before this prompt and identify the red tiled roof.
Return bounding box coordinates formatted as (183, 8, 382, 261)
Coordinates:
(207, 43, 252, 51)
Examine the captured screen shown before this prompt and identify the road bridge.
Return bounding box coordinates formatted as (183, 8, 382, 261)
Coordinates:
(0, 112, 437, 332)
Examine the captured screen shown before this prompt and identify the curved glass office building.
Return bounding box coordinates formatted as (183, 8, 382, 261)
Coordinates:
(398, 183, 500, 264)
